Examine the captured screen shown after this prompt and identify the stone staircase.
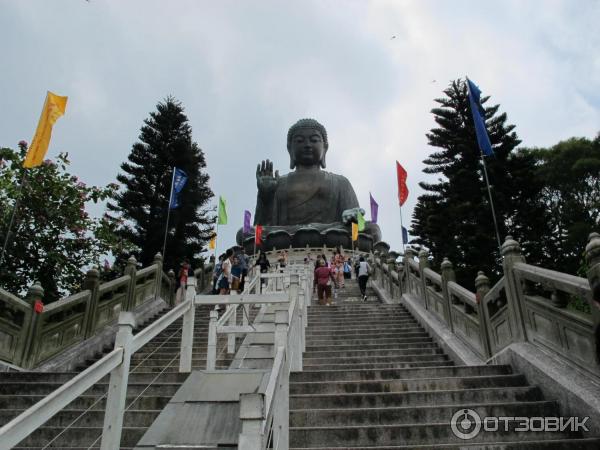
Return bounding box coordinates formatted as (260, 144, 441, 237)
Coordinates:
(289, 279, 600, 449)
(0, 305, 233, 449)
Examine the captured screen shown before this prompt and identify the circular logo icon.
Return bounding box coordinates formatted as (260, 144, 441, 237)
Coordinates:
(451, 408, 482, 440)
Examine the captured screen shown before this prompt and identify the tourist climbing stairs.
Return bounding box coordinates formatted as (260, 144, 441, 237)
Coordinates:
(0, 304, 234, 449)
(289, 278, 600, 449)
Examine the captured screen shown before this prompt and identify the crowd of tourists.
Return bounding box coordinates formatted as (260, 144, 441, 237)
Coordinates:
(175, 246, 371, 307)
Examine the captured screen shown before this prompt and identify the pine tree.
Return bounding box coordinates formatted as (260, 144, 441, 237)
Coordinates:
(108, 97, 214, 271)
(411, 79, 521, 288)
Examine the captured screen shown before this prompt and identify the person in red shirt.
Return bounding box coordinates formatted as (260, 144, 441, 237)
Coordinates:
(314, 259, 335, 306)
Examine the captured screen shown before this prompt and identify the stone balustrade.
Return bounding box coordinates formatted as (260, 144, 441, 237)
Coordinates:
(369, 233, 600, 378)
(0, 253, 214, 370)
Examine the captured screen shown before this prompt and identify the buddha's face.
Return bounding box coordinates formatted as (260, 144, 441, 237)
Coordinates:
(290, 127, 326, 168)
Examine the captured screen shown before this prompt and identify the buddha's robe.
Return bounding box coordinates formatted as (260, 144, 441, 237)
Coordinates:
(255, 170, 359, 226)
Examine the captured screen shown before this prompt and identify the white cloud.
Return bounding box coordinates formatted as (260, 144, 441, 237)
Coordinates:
(1, 0, 599, 264)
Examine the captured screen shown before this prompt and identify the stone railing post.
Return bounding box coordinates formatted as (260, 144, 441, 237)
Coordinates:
(387, 257, 396, 300)
(21, 282, 44, 369)
(585, 232, 600, 365)
(206, 309, 218, 370)
(123, 256, 137, 311)
(418, 249, 430, 308)
(179, 281, 196, 373)
(289, 275, 301, 371)
(274, 309, 289, 355)
(153, 252, 163, 300)
(475, 271, 493, 358)
(404, 248, 415, 294)
(83, 267, 101, 338)
(501, 236, 528, 342)
(440, 258, 455, 331)
(167, 269, 176, 306)
(238, 393, 265, 449)
(101, 311, 135, 450)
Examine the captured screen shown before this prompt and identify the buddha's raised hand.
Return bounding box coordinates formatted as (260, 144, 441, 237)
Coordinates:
(256, 159, 279, 195)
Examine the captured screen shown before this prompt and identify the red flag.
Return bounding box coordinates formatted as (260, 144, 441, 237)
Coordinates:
(255, 225, 263, 245)
(396, 161, 409, 206)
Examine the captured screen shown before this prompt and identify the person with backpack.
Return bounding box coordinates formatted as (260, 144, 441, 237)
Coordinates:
(357, 255, 370, 301)
(343, 257, 352, 280)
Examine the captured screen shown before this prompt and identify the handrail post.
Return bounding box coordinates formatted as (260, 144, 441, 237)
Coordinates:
(501, 236, 528, 342)
(228, 305, 237, 354)
(275, 309, 289, 355)
(21, 282, 45, 369)
(153, 252, 163, 301)
(238, 393, 265, 449)
(123, 256, 137, 311)
(418, 249, 430, 308)
(475, 271, 493, 358)
(179, 281, 196, 373)
(585, 232, 600, 366)
(83, 267, 100, 339)
(387, 258, 396, 299)
(100, 311, 135, 450)
(404, 248, 415, 294)
(167, 269, 176, 307)
(274, 354, 290, 450)
(300, 274, 307, 352)
(207, 309, 218, 370)
(289, 274, 301, 371)
(440, 258, 455, 331)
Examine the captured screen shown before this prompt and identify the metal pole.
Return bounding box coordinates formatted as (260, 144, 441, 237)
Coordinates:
(398, 203, 406, 252)
(0, 171, 28, 269)
(161, 167, 176, 263)
(479, 152, 502, 250)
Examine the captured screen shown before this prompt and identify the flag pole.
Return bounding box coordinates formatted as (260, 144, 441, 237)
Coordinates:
(161, 167, 176, 262)
(0, 171, 28, 269)
(398, 204, 406, 253)
(479, 152, 502, 249)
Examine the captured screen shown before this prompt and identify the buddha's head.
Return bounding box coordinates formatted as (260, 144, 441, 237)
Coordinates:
(287, 118, 329, 169)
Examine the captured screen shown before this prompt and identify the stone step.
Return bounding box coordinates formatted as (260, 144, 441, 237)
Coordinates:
(287, 438, 600, 449)
(0, 382, 181, 397)
(306, 328, 424, 337)
(306, 318, 418, 327)
(290, 374, 528, 395)
(304, 340, 436, 353)
(0, 395, 173, 412)
(1, 409, 160, 428)
(16, 426, 145, 448)
(290, 400, 558, 427)
(302, 348, 444, 359)
(303, 360, 454, 371)
(288, 423, 576, 447)
(291, 365, 513, 383)
(289, 386, 542, 410)
(303, 354, 450, 367)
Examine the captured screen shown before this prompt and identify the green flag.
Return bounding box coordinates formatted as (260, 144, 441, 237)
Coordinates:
(218, 196, 228, 225)
(357, 210, 365, 232)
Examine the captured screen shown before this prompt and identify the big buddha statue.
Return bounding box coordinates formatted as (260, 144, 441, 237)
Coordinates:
(236, 118, 386, 253)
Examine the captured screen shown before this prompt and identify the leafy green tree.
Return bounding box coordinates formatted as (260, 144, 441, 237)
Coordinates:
(411, 79, 521, 288)
(524, 135, 600, 274)
(108, 97, 214, 271)
(0, 143, 122, 301)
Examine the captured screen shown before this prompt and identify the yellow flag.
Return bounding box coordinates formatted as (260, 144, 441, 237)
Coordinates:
(209, 235, 216, 250)
(351, 222, 359, 241)
(24, 91, 68, 168)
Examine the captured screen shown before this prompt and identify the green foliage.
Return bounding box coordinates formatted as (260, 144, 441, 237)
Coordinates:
(411, 79, 521, 288)
(0, 146, 124, 302)
(108, 97, 214, 272)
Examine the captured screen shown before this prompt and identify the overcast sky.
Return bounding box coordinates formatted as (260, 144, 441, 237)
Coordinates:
(2, 0, 599, 256)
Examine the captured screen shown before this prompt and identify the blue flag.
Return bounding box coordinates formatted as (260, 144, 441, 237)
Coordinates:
(466, 78, 493, 156)
(170, 168, 188, 209)
(402, 226, 408, 245)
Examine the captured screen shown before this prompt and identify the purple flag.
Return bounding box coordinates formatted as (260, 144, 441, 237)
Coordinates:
(369, 193, 379, 224)
(243, 210, 252, 233)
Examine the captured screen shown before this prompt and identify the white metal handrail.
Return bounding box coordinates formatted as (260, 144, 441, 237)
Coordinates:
(0, 278, 200, 450)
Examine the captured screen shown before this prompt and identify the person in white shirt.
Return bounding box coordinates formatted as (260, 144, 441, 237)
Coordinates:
(357, 256, 370, 301)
